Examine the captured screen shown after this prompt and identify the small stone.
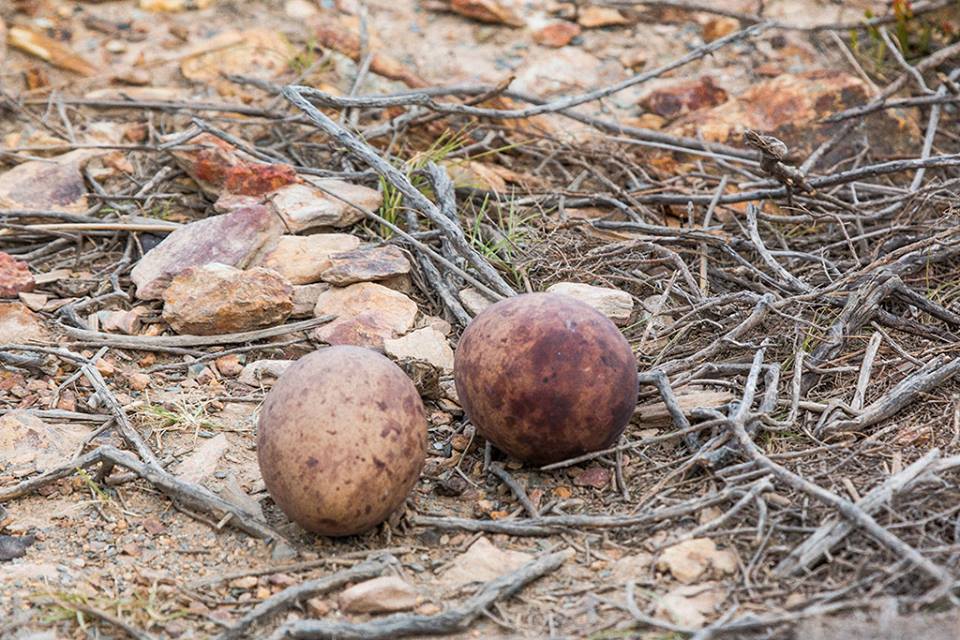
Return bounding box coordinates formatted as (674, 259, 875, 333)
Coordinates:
(577, 6, 628, 28)
(415, 602, 442, 615)
(0, 411, 89, 475)
(0, 150, 93, 212)
(458, 287, 495, 316)
(702, 16, 740, 43)
(258, 234, 360, 285)
(56, 390, 77, 412)
(420, 316, 452, 336)
(127, 372, 150, 391)
(131, 205, 283, 300)
(545, 282, 633, 324)
(291, 283, 330, 318)
(230, 575, 259, 590)
(162, 264, 293, 335)
(338, 576, 419, 614)
(313, 283, 418, 350)
(0, 534, 35, 561)
(532, 21, 581, 47)
(284, 0, 318, 19)
(321, 245, 411, 286)
(17, 291, 47, 311)
(0, 302, 48, 343)
(214, 354, 244, 377)
(306, 597, 331, 616)
(175, 434, 229, 485)
(384, 327, 454, 372)
(268, 178, 381, 232)
(0, 253, 35, 298)
(573, 466, 611, 489)
(438, 537, 532, 588)
(639, 76, 729, 119)
(657, 582, 724, 628)
(238, 359, 293, 387)
(449, 0, 524, 27)
(98, 308, 145, 335)
(657, 538, 738, 584)
(619, 49, 647, 70)
(94, 358, 116, 376)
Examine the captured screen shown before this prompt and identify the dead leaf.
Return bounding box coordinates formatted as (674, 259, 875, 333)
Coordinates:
(8, 27, 98, 77)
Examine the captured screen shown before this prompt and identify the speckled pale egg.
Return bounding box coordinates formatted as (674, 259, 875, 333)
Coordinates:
(454, 293, 638, 465)
(257, 346, 427, 536)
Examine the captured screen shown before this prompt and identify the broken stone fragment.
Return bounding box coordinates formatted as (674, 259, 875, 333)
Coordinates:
(338, 575, 419, 614)
(458, 287, 494, 316)
(168, 132, 300, 197)
(0, 149, 98, 212)
(162, 264, 293, 335)
(291, 283, 330, 318)
(267, 177, 381, 231)
(657, 538, 737, 584)
(313, 282, 418, 350)
(532, 21, 581, 47)
(257, 234, 360, 285)
(131, 205, 283, 300)
(545, 282, 633, 325)
(577, 6, 628, 28)
(0, 253, 35, 298)
(0, 411, 90, 477)
(0, 302, 48, 343)
(320, 245, 411, 286)
(384, 327, 455, 372)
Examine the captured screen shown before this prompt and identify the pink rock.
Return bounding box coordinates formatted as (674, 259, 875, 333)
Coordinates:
(639, 77, 728, 119)
(267, 178, 381, 231)
(573, 466, 611, 489)
(0, 302, 47, 343)
(338, 576, 418, 614)
(0, 150, 91, 212)
(162, 264, 293, 335)
(257, 234, 360, 285)
(0, 253, 35, 298)
(313, 282, 418, 350)
(131, 205, 283, 300)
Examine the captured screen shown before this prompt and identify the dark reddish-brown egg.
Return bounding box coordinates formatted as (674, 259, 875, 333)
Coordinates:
(257, 346, 426, 536)
(454, 293, 638, 465)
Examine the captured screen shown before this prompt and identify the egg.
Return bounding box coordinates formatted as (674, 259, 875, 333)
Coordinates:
(257, 346, 427, 535)
(454, 293, 638, 465)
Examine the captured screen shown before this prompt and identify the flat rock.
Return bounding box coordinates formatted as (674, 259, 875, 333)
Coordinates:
(180, 29, 294, 99)
(168, 133, 299, 197)
(638, 76, 728, 120)
(438, 536, 531, 589)
(0, 412, 89, 477)
(384, 327, 454, 372)
(162, 264, 293, 335)
(512, 47, 621, 98)
(258, 234, 360, 284)
(131, 205, 283, 300)
(673, 69, 920, 158)
(0, 253, 35, 298)
(0, 302, 48, 343)
(313, 283, 418, 349)
(797, 607, 960, 640)
(237, 359, 293, 387)
(291, 283, 330, 318)
(657, 538, 737, 584)
(268, 178, 381, 231)
(321, 245, 411, 286)
(577, 6, 628, 28)
(458, 287, 495, 316)
(532, 21, 581, 47)
(0, 150, 96, 212)
(656, 582, 724, 628)
(545, 282, 633, 324)
(173, 433, 229, 485)
(338, 576, 419, 614)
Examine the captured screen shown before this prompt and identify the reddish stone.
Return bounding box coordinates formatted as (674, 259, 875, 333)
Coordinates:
(532, 21, 580, 48)
(573, 466, 612, 489)
(639, 76, 728, 119)
(0, 253, 34, 298)
(170, 133, 301, 197)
